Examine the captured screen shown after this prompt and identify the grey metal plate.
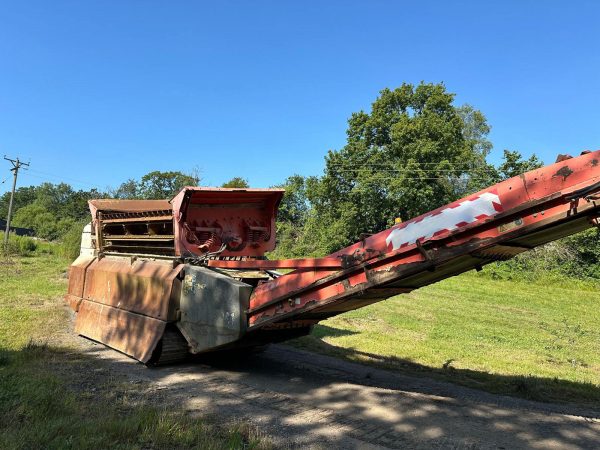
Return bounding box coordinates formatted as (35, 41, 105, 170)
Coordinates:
(177, 265, 252, 353)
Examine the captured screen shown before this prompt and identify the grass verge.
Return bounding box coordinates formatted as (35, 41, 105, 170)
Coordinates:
(289, 271, 600, 407)
(0, 252, 270, 449)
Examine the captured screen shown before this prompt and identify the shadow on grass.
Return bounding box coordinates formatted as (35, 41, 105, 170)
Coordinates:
(289, 326, 600, 409)
(310, 324, 360, 338)
(0, 342, 270, 450)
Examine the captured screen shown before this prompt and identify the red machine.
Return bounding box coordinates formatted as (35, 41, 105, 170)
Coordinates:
(66, 151, 600, 364)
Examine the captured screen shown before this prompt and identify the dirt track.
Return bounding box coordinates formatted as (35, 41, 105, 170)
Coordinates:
(74, 337, 600, 450)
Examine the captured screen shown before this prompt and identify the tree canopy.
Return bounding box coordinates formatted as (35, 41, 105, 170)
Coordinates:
(221, 177, 250, 188)
(303, 82, 496, 253)
(113, 170, 199, 199)
(268, 83, 546, 256)
(0, 183, 100, 240)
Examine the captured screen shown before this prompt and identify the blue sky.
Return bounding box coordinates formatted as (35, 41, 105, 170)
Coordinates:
(1, 1, 599, 194)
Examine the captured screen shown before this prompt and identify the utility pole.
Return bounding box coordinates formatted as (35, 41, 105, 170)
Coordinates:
(3, 156, 29, 249)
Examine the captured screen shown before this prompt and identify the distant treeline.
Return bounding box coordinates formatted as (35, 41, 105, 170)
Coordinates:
(2, 82, 599, 279)
(0, 170, 200, 241)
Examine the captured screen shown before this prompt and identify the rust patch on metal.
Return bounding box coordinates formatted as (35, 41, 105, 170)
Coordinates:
(207, 258, 342, 270)
(75, 299, 166, 363)
(497, 217, 524, 233)
(67, 255, 96, 298)
(82, 258, 184, 320)
(339, 248, 380, 269)
(554, 165, 573, 180)
(519, 173, 531, 197)
(354, 287, 412, 299)
(65, 294, 83, 312)
(89, 199, 172, 217)
(555, 154, 572, 163)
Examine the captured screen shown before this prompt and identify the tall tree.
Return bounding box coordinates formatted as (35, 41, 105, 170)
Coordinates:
(497, 149, 543, 179)
(221, 177, 249, 188)
(138, 171, 199, 199)
(112, 170, 200, 199)
(308, 82, 493, 253)
(0, 186, 38, 219)
(274, 174, 311, 225)
(457, 104, 493, 160)
(268, 175, 318, 258)
(112, 179, 139, 199)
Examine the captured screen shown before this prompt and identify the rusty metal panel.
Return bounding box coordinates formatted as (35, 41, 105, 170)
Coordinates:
(75, 299, 166, 363)
(170, 187, 284, 258)
(88, 199, 172, 216)
(67, 255, 96, 298)
(65, 294, 83, 312)
(82, 257, 183, 320)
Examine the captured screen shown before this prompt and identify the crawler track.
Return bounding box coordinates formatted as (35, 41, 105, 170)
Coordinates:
(149, 327, 190, 365)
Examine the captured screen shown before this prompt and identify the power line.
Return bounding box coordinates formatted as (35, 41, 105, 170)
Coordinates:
(24, 170, 103, 190)
(26, 167, 95, 184)
(328, 166, 493, 170)
(328, 171, 492, 174)
(327, 163, 492, 167)
(3, 155, 30, 250)
(324, 173, 497, 179)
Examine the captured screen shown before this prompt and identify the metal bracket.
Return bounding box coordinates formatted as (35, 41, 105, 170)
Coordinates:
(415, 240, 433, 261)
(566, 181, 600, 201)
(586, 194, 600, 202)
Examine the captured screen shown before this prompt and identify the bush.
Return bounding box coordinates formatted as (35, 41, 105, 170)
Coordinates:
(17, 235, 37, 254)
(56, 221, 86, 260)
(2, 221, 86, 260)
(0, 232, 38, 256)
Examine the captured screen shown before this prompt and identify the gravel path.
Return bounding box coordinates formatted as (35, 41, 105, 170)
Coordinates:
(76, 338, 600, 449)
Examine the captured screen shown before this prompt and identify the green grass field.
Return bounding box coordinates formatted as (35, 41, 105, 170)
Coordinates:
(0, 252, 270, 450)
(291, 271, 600, 406)
(1, 250, 598, 450)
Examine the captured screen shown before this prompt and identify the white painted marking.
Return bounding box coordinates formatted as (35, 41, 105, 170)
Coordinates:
(385, 192, 501, 250)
